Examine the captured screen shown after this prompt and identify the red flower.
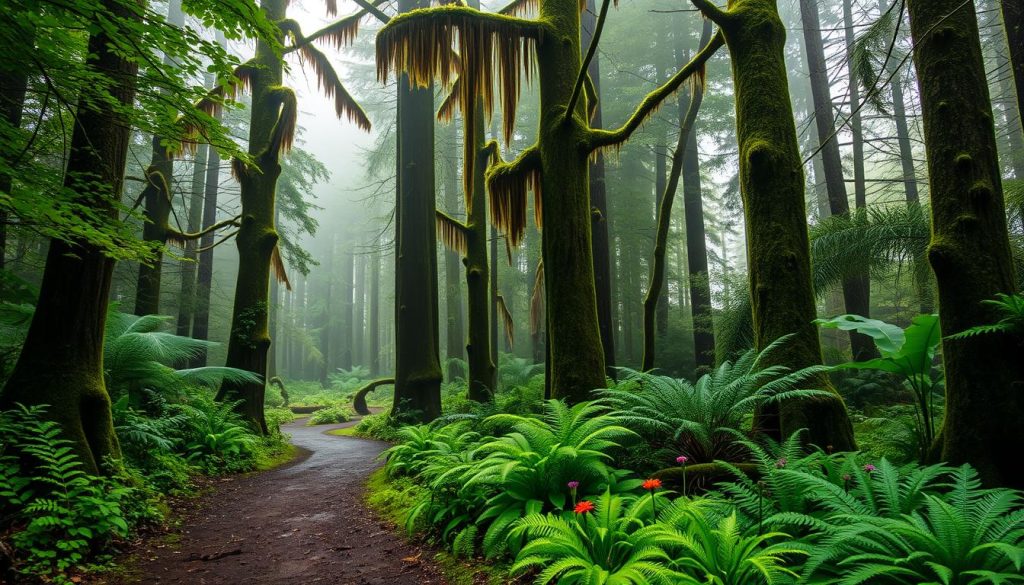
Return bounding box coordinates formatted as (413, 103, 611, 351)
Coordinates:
(574, 500, 595, 514)
(642, 478, 662, 491)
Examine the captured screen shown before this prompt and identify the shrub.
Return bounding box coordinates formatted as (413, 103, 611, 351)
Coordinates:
(306, 404, 351, 425)
(0, 405, 158, 580)
(353, 412, 402, 441)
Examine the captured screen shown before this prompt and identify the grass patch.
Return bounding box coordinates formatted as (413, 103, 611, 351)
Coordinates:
(327, 426, 359, 437)
(253, 442, 298, 472)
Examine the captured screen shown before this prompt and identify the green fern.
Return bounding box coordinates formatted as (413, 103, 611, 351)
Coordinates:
(947, 293, 1024, 341)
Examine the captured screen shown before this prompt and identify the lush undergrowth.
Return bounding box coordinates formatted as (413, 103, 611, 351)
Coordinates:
(0, 310, 292, 582)
(365, 343, 1024, 584)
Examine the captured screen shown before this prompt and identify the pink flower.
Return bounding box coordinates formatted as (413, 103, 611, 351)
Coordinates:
(676, 455, 689, 465)
(775, 458, 788, 469)
(864, 464, 876, 473)
(567, 481, 580, 489)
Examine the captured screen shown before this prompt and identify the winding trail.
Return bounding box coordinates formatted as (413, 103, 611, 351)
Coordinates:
(117, 419, 444, 584)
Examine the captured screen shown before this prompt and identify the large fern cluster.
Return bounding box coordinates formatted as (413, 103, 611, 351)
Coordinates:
(598, 337, 830, 466)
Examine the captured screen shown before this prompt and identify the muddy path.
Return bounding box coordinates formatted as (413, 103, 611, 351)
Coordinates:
(113, 419, 444, 584)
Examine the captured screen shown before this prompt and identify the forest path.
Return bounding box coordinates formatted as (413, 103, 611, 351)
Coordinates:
(116, 418, 444, 584)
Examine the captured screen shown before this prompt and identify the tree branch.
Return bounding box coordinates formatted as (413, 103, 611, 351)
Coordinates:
(689, 0, 729, 25)
(586, 29, 723, 152)
(564, 0, 612, 124)
(166, 215, 242, 244)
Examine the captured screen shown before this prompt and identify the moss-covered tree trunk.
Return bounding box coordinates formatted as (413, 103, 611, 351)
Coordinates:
(465, 109, 497, 401)
(368, 247, 381, 376)
(392, 0, 442, 421)
(216, 0, 289, 434)
(583, 0, 616, 376)
(189, 102, 222, 367)
(134, 0, 183, 316)
(697, 0, 855, 450)
(907, 0, 1024, 488)
(0, 0, 140, 474)
(535, 0, 606, 403)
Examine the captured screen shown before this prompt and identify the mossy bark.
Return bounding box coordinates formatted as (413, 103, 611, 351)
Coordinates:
(582, 0, 616, 376)
(705, 0, 855, 450)
(907, 0, 1024, 488)
(535, 0, 607, 403)
(1002, 0, 1024, 129)
(217, 0, 289, 434)
(465, 109, 496, 401)
(392, 0, 442, 421)
(0, 0, 140, 474)
(443, 121, 465, 380)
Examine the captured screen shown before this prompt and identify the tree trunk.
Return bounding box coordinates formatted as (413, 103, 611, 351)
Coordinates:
(217, 0, 290, 433)
(654, 84, 670, 342)
(353, 251, 365, 368)
(340, 247, 354, 370)
(191, 31, 226, 368)
(443, 121, 465, 379)
(490, 224, 499, 365)
(1002, 0, 1024, 130)
(318, 236, 334, 386)
(392, 0, 442, 421)
(843, 0, 867, 210)
(176, 135, 209, 337)
(680, 24, 716, 372)
(465, 105, 497, 400)
(134, 0, 184, 316)
(880, 0, 922, 204)
(642, 21, 712, 372)
(369, 247, 381, 376)
(0, 0, 140, 474)
(799, 0, 876, 362)
(907, 0, 1024, 488)
(708, 0, 856, 451)
(0, 23, 31, 271)
(582, 0, 616, 377)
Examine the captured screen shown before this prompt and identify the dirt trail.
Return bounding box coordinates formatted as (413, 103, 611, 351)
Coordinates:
(114, 419, 444, 584)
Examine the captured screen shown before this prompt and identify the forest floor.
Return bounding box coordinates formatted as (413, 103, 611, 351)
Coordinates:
(105, 417, 445, 584)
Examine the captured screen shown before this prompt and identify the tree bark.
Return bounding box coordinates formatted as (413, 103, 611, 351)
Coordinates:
(340, 247, 354, 370)
(353, 250, 365, 368)
(176, 137, 209, 337)
(0, 23, 31, 271)
(392, 0, 442, 421)
(1002, 0, 1024, 131)
(0, 0, 140, 474)
(706, 0, 856, 451)
(465, 105, 497, 400)
(907, 0, 1024, 488)
(217, 0, 290, 433)
(582, 0, 616, 377)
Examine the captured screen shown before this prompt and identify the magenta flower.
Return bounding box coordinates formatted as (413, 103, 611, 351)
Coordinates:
(775, 458, 788, 469)
(864, 464, 876, 473)
(567, 481, 580, 489)
(676, 455, 689, 465)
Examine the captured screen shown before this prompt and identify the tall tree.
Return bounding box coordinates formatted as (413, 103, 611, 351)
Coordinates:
(1002, 0, 1024, 126)
(0, 0, 142, 473)
(134, 0, 184, 316)
(0, 20, 32, 271)
(799, 0, 875, 361)
(176, 87, 211, 338)
(582, 0, 616, 376)
(339, 246, 355, 370)
(691, 0, 856, 450)
(353, 249, 366, 367)
(217, 0, 371, 431)
(368, 246, 381, 376)
(442, 121, 465, 380)
(642, 20, 713, 372)
(907, 0, 1024, 488)
(390, 0, 443, 421)
(436, 96, 497, 400)
(377, 0, 716, 401)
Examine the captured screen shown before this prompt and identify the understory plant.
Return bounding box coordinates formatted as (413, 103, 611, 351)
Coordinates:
(599, 337, 832, 466)
(0, 405, 159, 580)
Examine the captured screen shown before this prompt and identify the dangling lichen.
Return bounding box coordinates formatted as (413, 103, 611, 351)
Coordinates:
(496, 294, 515, 346)
(485, 144, 541, 246)
(529, 259, 544, 335)
(297, 44, 372, 130)
(266, 86, 298, 155)
(270, 244, 292, 291)
(435, 210, 469, 256)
